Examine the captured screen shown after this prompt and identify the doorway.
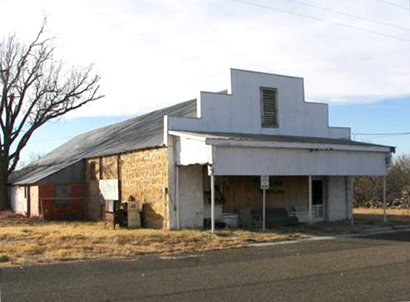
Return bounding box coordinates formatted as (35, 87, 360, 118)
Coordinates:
(312, 180, 324, 221)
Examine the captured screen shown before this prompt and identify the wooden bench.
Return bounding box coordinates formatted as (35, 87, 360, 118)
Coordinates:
(240, 207, 299, 229)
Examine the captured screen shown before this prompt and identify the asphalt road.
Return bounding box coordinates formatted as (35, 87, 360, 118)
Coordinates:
(1, 230, 410, 302)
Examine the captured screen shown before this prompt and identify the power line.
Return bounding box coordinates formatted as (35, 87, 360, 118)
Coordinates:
(286, 0, 410, 32)
(353, 131, 410, 135)
(352, 131, 410, 139)
(230, 0, 410, 42)
(375, 0, 410, 10)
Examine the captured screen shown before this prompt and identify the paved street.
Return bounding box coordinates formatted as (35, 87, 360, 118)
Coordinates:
(1, 230, 410, 302)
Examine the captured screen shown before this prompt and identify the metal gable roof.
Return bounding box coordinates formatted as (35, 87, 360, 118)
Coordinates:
(9, 99, 197, 185)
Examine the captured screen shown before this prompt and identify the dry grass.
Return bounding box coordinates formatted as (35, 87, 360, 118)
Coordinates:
(2, 207, 409, 267)
(0, 210, 43, 227)
(354, 207, 410, 223)
(0, 211, 304, 267)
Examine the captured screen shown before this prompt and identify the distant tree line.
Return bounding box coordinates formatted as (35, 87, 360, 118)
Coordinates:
(354, 154, 410, 208)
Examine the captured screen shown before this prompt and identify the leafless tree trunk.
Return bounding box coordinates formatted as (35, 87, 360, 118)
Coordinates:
(0, 20, 104, 210)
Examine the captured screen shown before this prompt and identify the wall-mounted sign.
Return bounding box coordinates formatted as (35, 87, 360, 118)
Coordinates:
(99, 179, 119, 200)
(260, 175, 269, 190)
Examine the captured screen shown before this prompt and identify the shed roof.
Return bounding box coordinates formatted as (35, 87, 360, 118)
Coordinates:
(9, 99, 197, 185)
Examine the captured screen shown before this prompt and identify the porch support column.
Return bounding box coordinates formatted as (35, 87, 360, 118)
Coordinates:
(175, 165, 180, 230)
(383, 176, 387, 224)
(210, 173, 215, 233)
(262, 189, 266, 231)
(308, 175, 312, 224)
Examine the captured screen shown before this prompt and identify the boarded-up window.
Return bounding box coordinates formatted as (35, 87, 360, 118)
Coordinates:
(260, 87, 278, 127)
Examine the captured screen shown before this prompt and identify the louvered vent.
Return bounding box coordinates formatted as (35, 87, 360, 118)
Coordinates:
(260, 87, 278, 127)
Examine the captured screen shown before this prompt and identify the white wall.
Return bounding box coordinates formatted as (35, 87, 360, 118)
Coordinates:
(213, 146, 389, 176)
(178, 165, 204, 228)
(168, 69, 350, 139)
(167, 135, 177, 230)
(175, 136, 212, 166)
(327, 176, 350, 221)
(10, 186, 18, 213)
(10, 185, 28, 215)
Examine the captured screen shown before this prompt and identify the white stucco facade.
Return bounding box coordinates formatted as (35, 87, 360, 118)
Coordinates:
(167, 69, 351, 139)
(165, 69, 394, 229)
(178, 165, 204, 228)
(327, 177, 350, 221)
(212, 146, 388, 176)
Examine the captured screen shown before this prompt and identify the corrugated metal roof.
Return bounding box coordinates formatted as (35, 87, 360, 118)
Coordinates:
(173, 130, 396, 150)
(9, 100, 197, 185)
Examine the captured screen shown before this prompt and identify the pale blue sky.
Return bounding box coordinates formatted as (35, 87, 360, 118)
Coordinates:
(1, 0, 409, 164)
(329, 96, 410, 154)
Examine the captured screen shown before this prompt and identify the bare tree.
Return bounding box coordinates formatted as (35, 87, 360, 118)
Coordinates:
(354, 154, 410, 208)
(354, 176, 382, 207)
(386, 154, 410, 205)
(16, 151, 44, 170)
(0, 21, 104, 210)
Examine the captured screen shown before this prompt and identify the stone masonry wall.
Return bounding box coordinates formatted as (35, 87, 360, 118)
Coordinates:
(85, 148, 169, 229)
(121, 148, 168, 229)
(102, 156, 118, 179)
(85, 158, 100, 180)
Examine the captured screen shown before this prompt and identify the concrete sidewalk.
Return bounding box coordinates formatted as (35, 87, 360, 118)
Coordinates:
(250, 225, 410, 247)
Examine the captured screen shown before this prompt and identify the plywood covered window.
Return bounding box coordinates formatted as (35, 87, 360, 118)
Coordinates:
(260, 87, 278, 127)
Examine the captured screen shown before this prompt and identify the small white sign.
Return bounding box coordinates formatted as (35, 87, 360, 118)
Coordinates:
(99, 179, 119, 200)
(260, 175, 270, 190)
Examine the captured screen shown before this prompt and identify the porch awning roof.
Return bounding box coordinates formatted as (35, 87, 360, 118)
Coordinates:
(170, 130, 394, 176)
(170, 130, 395, 153)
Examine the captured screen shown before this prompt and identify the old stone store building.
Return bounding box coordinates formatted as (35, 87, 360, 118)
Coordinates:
(9, 69, 394, 230)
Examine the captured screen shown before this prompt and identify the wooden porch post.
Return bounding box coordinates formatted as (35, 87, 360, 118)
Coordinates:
(308, 175, 312, 224)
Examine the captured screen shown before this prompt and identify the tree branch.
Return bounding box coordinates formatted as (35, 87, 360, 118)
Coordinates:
(1, 19, 104, 181)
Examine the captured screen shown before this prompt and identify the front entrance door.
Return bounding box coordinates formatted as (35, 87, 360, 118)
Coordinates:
(312, 180, 324, 221)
